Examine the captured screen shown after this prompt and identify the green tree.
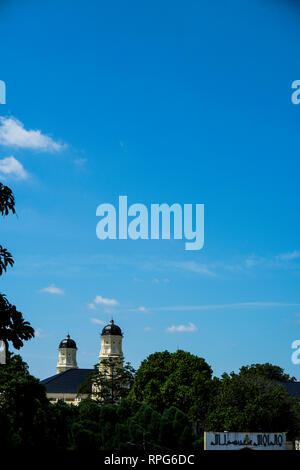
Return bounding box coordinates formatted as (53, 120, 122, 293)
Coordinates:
(0, 352, 51, 449)
(79, 358, 135, 404)
(206, 368, 300, 436)
(49, 399, 78, 450)
(0, 183, 34, 355)
(238, 362, 296, 383)
(129, 349, 214, 427)
(0, 183, 15, 275)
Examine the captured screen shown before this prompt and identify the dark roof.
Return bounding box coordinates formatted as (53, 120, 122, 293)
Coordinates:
(59, 334, 77, 349)
(101, 319, 122, 337)
(283, 382, 300, 399)
(41, 368, 93, 394)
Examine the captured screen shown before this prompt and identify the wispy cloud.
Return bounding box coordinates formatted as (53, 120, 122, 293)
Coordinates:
(87, 302, 97, 310)
(165, 261, 217, 277)
(276, 251, 300, 261)
(94, 295, 119, 306)
(35, 328, 47, 338)
(0, 116, 64, 152)
(152, 278, 171, 284)
(166, 322, 197, 333)
(90, 318, 106, 325)
(152, 302, 300, 312)
(245, 251, 300, 269)
(245, 255, 265, 268)
(74, 158, 87, 167)
(0, 156, 28, 180)
(138, 306, 148, 313)
(144, 326, 154, 331)
(39, 285, 64, 295)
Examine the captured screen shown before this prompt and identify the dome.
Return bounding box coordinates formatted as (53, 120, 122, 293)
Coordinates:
(59, 334, 77, 349)
(101, 319, 122, 336)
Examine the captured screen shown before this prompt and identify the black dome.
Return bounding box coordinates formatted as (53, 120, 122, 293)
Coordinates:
(101, 319, 122, 336)
(59, 334, 77, 349)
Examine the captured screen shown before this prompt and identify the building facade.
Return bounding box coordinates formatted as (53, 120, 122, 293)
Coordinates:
(41, 319, 124, 404)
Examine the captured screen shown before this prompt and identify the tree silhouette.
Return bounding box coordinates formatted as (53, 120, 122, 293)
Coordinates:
(0, 182, 34, 356)
(0, 183, 15, 216)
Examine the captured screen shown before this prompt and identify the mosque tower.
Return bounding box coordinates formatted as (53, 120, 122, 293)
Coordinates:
(98, 319, 124, 370)
(56, 334, 78, 374)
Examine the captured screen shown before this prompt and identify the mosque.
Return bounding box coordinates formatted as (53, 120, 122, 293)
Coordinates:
(41, 319, 124, 404)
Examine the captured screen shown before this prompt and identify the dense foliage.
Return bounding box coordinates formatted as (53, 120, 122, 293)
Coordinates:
(1, 351, 300, 450)
(128, 349, 215, 427)
(205, 366, 300, 437)
(0, 183, 34, 355)
(79, 358, 135, 404)
(0, 353, 197, 451)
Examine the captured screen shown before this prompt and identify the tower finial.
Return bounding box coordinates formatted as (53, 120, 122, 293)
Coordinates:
(110, 317, 114, 325)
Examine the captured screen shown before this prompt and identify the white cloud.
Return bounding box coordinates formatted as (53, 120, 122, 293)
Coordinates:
(91, 318, 106, 325)
(35, 328, 47, 338)
(154, 302, 300, 312)
(245, 255, 264, 268)
(245, 251, 300, 269)
(94, 295, 119, 306)
(152, 278, 170, 284)
(276, 251, 300, 261)
(39, 285, 64, 295)
(144, 326, 153, 331)
(0, 116, 63, 151)
(87, 303, 97, 310)
(138, 306, 148, 312)
(0, 156, 28, 180)
(166, 261, 216, 277)
(166, 322, 198, 333)
(74, 158, 87, 167)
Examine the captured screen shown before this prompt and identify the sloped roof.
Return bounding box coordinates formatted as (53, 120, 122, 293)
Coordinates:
(41, 368, 93, 394)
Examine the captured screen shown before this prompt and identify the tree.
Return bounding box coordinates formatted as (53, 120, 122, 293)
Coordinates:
(78, 358, 135, 404)
(0, 352, 51, 449)
(206, 367, 300, 436)
(0, 183, 15, 276)
(0, 294, 34, 351)
(0, 245, 13, 276)
(238, 363, 296, 383)
(128, 349, 214, 427)
(0, 182, 15, 216)
(0, 182, 34, 355)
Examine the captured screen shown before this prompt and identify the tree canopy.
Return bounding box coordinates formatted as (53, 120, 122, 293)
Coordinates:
(0, 182, 34, 354)
(0, 353, 197, 451)
(78, 358, 135, 404)
(128, 349, 214, 425)
(205, 365, 300, 436)
(238, 362, 296, 383)
(0, 182, 15, 216)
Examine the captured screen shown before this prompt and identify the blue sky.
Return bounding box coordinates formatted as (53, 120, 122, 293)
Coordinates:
(1, 0, 300, 380)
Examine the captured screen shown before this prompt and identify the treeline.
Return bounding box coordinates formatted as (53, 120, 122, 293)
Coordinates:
(0, 354, 198, 451)
(1, 351, 300, 451)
